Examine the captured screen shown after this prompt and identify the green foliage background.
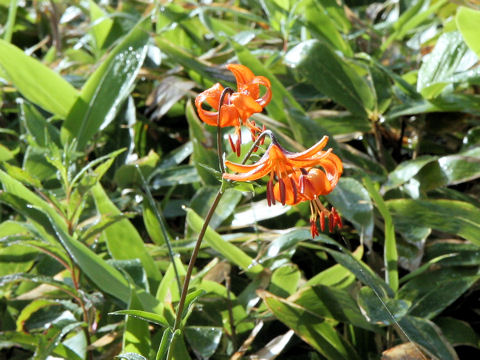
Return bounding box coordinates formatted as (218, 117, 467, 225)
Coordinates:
(1, 0, 480, 359)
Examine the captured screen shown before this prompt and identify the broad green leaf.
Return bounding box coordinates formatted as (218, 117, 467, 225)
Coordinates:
(19, 100, 61, 148)
(260, 290, 360, 360)
(306, 245, 363, 288)
(417, 148, 480, 190)
(321, 245, 393, 298)
(0, 40, 78, 117)
(383, 155, 437, 190)
(16, 299, 59, 331)
(363, 177, 398, 291)
(185, 208, 263, 276)
(62, 23, 149, 150)
(326, 177, 374, 244)
(0, 144, 14, 162)
(457, 7, 480, 57)
(387, 199, 480, 245)
(399, 267, 479, 319)
(184, 326, 222, 359)
(424, 241, 480, 267)
(285, 39, 375, 118)
(123, 290, 151, 358)
(435, 317, 480, 347)
(417, 32, 475, 98)
(91, 183, 162, 288)
(292, 284, 377, 331)
(357, 287, 410, 326)
(269, 264, 301, 297)
(398, 315, 458, 360)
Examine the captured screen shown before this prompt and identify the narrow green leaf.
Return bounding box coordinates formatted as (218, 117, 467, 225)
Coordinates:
(89, 0, 114, 50)
(111, 310, 169, 328)
(0, 40, 78, 117)
(363, 177, 398, 291)
(299, 0, 352, 56)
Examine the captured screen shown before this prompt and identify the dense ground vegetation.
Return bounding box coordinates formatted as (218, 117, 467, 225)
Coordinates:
(1, 1, 480, 359)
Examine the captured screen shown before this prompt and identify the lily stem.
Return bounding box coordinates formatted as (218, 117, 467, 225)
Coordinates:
(173, 188, 224, 332)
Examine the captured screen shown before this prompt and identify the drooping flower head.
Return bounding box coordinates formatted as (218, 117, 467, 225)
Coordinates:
(223, 132, 343, 237)
(195, 64, 272, 155)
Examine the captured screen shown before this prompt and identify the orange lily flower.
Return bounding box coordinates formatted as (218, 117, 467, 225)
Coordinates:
(273, 168, 343, 237)
(223, 133, 343, 237)
(195, 64, 272, 155)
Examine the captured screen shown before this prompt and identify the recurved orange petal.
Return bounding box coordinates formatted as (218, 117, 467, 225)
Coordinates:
(227, 64, 256, 90)
(230, 93, 263, 121)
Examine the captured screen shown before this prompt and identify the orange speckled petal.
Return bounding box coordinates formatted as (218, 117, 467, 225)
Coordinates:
(227, 64, 255, 89)
(223, 161, 271, 181)
(251, 76, 272, 107)
(231, 93, 263, 121)
(308, 168, 332, 196)
(219, 104, 241, 127)
(289, 136, 329, 159)
(195, 83, 225, 125)
(288, 149, 333, 169)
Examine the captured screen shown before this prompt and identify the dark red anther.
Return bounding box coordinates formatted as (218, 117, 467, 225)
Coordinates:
(266, 179, 275, 206)
(290, 177, 298, 204)
(328, 212, 334, 232)
(279, 178, 286, 205)
(236, 134, 241, 157)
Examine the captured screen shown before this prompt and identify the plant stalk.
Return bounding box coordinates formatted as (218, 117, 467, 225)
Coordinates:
(173, 188, 224, 331)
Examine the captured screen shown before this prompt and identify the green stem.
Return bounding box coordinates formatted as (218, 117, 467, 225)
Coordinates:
(173, 188, 224, 331)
